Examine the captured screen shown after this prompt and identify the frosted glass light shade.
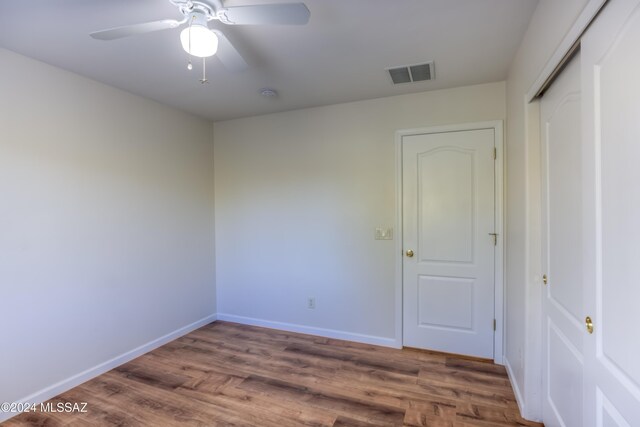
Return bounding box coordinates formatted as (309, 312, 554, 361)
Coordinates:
(180, 25, 218, 58)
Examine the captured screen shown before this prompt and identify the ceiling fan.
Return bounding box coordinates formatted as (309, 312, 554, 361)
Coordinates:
(90, 0, 310, 76)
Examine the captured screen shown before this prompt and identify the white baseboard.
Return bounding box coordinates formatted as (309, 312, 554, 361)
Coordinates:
(0, 313, 218, 423)
(217, 313, 399, 348)
(504, 356, 526, 418)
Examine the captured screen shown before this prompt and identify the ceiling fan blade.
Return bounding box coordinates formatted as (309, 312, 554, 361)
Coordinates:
(219, 3, 310, 25)
(212, 29, 249, 72)
(90, 19, 183, 41)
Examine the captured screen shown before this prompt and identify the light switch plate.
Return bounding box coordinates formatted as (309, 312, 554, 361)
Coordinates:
(375, 227, 393, 240)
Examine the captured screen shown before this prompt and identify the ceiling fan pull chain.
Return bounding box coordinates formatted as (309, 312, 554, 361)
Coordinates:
(187, 14, 195, 71)
(200, 57, 209, 84)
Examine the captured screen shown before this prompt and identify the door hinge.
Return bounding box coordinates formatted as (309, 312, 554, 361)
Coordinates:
(493, 147, 497, 160)
(489, 233, 498, 246)
(493, 319, 497, 331)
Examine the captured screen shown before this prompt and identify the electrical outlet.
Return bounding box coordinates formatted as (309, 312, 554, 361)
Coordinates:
(307, 297, 316, 309)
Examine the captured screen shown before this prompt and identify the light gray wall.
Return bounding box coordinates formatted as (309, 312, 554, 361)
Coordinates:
(0, 48, 216, 409)
(504, 0, 591, 420)
(213, 82, 506, 344)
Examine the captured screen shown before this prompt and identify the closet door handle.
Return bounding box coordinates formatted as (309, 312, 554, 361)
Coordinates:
(585, 316, 594, 334)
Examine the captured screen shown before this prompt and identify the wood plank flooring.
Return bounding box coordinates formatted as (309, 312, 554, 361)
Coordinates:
(5, 321, 542, 426)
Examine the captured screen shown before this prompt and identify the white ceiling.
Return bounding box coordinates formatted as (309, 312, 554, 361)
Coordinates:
(0, 0, 538, 121)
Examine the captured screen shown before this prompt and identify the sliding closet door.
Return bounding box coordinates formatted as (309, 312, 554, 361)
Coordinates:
(581, 0, 640, 425)
(540, 51, 584, 427)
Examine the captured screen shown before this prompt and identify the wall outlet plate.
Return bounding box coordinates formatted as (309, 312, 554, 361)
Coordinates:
(375, 227, 393, 240)
(307, 297, 316, 309)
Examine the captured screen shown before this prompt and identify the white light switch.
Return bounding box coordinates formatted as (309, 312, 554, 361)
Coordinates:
(375, 227, 393, 240)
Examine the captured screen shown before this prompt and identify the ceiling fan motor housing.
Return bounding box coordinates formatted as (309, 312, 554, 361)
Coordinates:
(187, 10, 210, 27)
(170, 0, 223, 22)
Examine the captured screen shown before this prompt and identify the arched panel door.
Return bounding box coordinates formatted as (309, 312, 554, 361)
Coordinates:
(402, 128, 496, 359)
(581, 0, 640, 425)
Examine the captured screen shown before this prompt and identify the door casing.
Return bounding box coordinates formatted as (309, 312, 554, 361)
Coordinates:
(394, 120, 505, 364)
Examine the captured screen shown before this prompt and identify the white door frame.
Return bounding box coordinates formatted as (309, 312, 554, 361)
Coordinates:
(394, 120, 505, 364)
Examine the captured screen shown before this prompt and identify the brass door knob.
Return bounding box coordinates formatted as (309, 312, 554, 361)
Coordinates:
(405, 249, 414, 258)
(585, 316, 594, 334)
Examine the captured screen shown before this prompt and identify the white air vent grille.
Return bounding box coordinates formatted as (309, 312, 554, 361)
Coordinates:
(387, 61, 434, 84)
(388, 67, 411, 84)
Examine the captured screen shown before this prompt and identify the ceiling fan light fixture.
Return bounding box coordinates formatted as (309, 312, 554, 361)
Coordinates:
(180, 24, 218, 58)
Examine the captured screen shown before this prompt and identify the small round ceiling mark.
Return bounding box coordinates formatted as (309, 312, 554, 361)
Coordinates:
(260, 88, 278, 98)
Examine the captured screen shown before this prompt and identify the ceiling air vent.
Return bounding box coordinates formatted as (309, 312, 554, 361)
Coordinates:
(387, 61, 435, 84)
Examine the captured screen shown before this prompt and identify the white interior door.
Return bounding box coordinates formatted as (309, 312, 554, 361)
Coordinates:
(402, 128, 496, 359)
(540, 51, 585, 427)
(581, 0, 640, 425)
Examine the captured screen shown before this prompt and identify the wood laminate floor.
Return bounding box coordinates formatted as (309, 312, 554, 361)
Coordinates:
(6, 321, 542, 426)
